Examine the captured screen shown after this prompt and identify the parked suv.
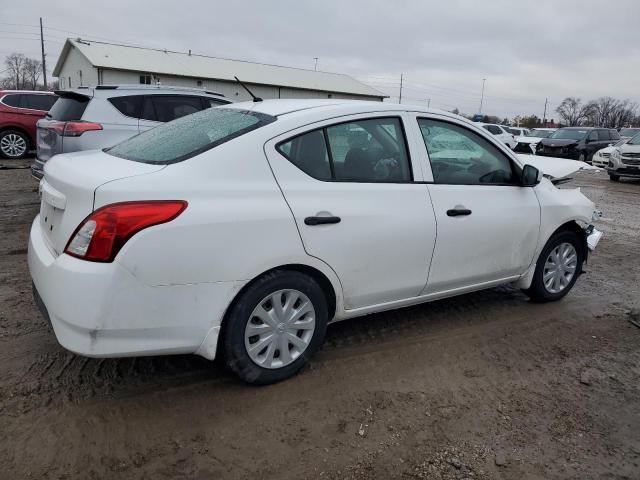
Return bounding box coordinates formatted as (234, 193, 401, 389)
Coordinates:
(608, 133, 640, 181)
(0, 90, 58, 159)
(32, 85, 231, 179)
(478, 123, 516, 149)
(536, 127, 620, 163)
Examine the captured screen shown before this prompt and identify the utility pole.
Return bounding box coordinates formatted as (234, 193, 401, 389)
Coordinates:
(427, 98, 431, 108)
(40, 17, 47, 89)
(542, 97, 548, 126)
(479, 78, 486, 113)
(313, 57, 318, 71)
(399, 74, 403, 104)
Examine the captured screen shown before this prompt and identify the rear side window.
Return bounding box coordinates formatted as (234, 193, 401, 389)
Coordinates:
(277, 117, 412, 183)
(48, 95, 89, 121)
(140, 95, 205, 122)
(2, 94, 22, 107)
(108, 95, 143, 118)
(205, 97, 228, 108)
(23, 94, 57, 111)
(106, 108, 276, 164)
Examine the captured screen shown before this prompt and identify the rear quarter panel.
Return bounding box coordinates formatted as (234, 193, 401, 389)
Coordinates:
(93, 132, 343, 304)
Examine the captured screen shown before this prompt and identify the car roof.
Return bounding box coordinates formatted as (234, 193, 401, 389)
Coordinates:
(224, 99, 459, 118)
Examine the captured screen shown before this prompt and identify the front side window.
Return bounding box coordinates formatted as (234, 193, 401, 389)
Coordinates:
(277, 117, 412, 183)
(419, 118, 516, 185)
(609, 129, 620, 140)
(588, 131, 599, 141)
(107, 108, 276, 164)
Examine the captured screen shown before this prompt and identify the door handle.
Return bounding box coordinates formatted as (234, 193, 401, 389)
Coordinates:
(304, 216, 341, 226)
(446, 208, 472, 217)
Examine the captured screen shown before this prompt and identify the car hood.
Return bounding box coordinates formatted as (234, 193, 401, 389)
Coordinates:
(619, 144, 640, 153)
(539, 138, 580, 147)
(516, 136, 544, 144)
(515, 154, 599, 180)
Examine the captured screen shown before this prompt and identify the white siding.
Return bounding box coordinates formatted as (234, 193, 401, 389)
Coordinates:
(99, 69, 382, 102)
(56, 46, 98, 89)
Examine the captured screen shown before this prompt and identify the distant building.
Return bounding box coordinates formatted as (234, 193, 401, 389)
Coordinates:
(52, 39, 386, 102)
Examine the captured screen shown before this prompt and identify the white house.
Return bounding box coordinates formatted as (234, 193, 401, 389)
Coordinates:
(52, 38, 386, 102)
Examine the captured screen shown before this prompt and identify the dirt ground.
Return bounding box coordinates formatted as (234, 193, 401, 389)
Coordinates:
(1, 157, 639, 480)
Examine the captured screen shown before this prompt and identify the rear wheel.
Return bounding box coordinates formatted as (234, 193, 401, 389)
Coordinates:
(609, 174, 620, 182)
(0, 130, 29, 159)
(524, 230, 584, 303)
(223, 270, 328, 384)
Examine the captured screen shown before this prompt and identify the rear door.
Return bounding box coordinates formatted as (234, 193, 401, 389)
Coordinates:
(416, 115, 540, 293)
(265, 113, 437, 310)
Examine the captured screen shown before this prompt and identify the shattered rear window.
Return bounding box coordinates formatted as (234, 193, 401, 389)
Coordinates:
(106, 108, 276, 164)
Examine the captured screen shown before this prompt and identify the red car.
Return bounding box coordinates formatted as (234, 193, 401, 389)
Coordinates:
(0, 90, 58, 159)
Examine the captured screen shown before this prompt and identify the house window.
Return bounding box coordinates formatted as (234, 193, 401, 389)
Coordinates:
(196, 80, 203, 87)
(140, 75, 152, 85)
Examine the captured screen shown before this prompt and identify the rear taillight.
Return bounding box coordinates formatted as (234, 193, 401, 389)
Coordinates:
(46, 120, 102, 137)
(65, 201, 187, 262)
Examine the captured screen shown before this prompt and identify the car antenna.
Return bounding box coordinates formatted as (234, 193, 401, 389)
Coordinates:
(234, 76, 263, 102)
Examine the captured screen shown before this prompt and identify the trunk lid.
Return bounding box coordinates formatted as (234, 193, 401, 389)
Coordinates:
(37, 90, 91, 162)
(39, 150, 165, 256)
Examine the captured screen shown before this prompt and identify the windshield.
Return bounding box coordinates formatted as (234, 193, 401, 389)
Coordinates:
(620, 128, 640, 138)
(549, 129, 588, 140)
(107, 108, 276, 164)
(527, 129, 554, 138)
(628, 133, 640, 146)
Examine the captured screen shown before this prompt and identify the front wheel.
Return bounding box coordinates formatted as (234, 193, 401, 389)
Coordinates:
(523, 230, 584, 303)
(609, 173, 620, 182)
(578, 152, 586, 163)
(223, 270, 328, 384)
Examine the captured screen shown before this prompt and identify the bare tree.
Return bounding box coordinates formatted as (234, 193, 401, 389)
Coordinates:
(555, 97, 593, 126)
(585, 97, 637, 128)
(4, 53, 27, 89)
(23, 58, 43, 90)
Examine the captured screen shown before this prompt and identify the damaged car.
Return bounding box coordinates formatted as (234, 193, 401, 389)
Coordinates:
(536, 127, 620, 163)
(29, 100, 602, 384)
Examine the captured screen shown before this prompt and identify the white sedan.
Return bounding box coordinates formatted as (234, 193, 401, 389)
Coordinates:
(29, 100, 602, 384)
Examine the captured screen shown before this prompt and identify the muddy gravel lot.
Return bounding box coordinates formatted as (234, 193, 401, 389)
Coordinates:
(1, 158, 639, 479)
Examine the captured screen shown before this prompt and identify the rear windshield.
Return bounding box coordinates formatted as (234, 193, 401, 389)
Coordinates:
(48, 95, 89, 121)
(106, 107, 276, 164)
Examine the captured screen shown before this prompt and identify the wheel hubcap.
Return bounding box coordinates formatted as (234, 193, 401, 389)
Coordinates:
(543, 242, 578, 294)
(0, 134, 27, 157)
(244, 289, 316, 369)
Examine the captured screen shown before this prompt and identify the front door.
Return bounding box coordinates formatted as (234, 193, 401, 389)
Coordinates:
(265, 114, 437, 310)
(416, 116, 540, 294)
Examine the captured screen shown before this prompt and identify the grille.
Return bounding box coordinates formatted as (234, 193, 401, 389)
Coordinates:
(622, 158, 640, 166)
(600, 152, 610, 158)
(621, 152, 640, 158)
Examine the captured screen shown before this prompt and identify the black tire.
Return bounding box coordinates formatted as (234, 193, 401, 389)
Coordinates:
(223, 270, 328, 384)
(609, 174, 620, 182)
(523, 230, 585, 303)
(0, 129, 30, 159)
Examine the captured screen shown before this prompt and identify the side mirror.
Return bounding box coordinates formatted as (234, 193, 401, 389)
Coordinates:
(521, 164, 541, 187)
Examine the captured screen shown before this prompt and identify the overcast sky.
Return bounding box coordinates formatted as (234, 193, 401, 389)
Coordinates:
(2, 0, 639, 119)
